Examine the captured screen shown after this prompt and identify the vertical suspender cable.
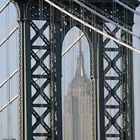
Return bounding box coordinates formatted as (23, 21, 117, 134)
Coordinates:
(50, 5, 55, 140)
(61, 10, 66, 140)
(121, 6, 126, 140)
(91, 5, 95, 140)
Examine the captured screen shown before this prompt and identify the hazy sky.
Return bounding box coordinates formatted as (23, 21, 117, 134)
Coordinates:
(133, 5, 140, 139)
(0, 1, 18, 139)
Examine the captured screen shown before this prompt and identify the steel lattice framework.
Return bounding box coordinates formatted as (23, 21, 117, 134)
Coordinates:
(16, 1, 63, 139)
(12, 0, 139, 140)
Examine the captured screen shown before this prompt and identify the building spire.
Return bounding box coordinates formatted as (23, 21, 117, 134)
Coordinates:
(75, 32, 85, 78)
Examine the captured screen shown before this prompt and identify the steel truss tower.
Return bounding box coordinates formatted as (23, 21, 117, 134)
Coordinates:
(13, 0, 139, 140)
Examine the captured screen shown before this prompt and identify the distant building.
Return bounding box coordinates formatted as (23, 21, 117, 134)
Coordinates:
(63, 48, 92, 140)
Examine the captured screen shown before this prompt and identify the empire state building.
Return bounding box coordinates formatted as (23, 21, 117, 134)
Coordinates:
(63, 48, 92, 140)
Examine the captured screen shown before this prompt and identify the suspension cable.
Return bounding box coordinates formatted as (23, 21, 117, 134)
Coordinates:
(73, 0, 140, 40)
(52, 0, 140, 40)
(0, 26, 18, 47)
(34, 33, 84, 82)
(0, 69, 19, 88)
(44, 0, 140, 54)
(0, 44, 41, 88)
(0, 0, 10, 13)
(0, 41, 52, 88)
(62, 33, 84, 56)
(0, 95, 18, 112)
(114, 0, 140, 16)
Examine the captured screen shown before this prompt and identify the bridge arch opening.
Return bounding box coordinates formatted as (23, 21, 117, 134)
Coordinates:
(62, 26, 93, 140)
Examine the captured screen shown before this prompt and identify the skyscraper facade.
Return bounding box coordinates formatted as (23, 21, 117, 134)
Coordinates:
(63, 49, 92, 140)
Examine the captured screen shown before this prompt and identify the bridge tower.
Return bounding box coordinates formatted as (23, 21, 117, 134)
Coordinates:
(13, 0, 139, 140)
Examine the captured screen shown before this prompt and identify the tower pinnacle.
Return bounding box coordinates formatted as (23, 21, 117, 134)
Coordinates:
(72, 34, 88, 84)
(75, 46, 85, 78)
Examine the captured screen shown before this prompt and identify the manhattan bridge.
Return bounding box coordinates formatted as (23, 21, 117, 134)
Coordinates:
(0, 0, 140, 140)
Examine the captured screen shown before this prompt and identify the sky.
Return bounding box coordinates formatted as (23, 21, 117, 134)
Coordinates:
(133, 4, 140, 139)
(0, 1, 19, 139)
(0, 0, 140, 139)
